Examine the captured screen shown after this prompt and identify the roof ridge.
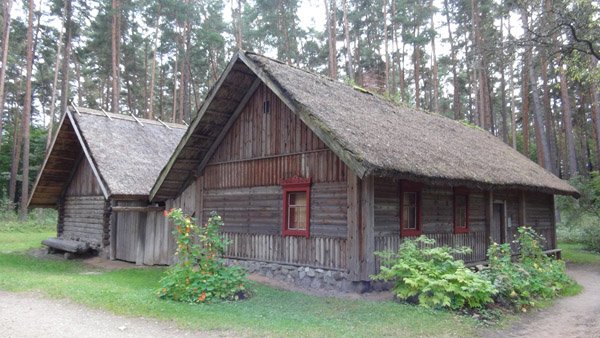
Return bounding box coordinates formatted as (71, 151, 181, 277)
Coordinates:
(72, 107, 187, 129)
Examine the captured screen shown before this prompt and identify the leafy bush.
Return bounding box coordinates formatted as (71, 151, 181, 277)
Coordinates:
(372, 236, 495, 310)
(556, 172, 600, 251)
(157, 209, 248, 303)
(481, 227, 576, 311)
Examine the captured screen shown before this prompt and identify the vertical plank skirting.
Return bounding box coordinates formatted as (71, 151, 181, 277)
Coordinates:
(374, 231, 488, 273)
(221, 232, 347, 270)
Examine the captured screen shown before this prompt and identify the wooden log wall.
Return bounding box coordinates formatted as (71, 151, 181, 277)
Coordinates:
(373, 177, 488, 264)
(60, 156, 108, 248)
(525, 192, 556, 250)
(61, 195, 106, 248)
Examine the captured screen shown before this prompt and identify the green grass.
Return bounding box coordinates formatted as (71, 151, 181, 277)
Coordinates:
(0, 233, 478, 337)
(559, 242, 600, 265)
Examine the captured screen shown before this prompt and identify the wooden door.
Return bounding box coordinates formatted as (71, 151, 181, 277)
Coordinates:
(491, 203, 506, 245)
(115, 210, 140, 262)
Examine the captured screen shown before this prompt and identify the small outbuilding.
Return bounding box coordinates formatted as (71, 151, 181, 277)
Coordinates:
(29, 106, 186, 265)
(149, 51, 578, 291)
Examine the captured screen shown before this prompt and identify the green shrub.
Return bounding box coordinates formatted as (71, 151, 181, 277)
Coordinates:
(481, 227, 576, 311)
(371, 236, 495, 310)
(556, 172, 600, 251)
(157, 209, 248, 303)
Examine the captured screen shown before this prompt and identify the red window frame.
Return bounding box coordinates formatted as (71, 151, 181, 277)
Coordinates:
(281, 176, 311, 238)
(453, 188, 469, 234)
(399, 181, 423, 237)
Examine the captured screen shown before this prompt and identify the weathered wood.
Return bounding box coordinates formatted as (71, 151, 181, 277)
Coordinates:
(43, 237, 90, 253)
(360, 175, 375, 280)
(347, 173, 361, 280)
(135, 211, 147, 265)
(66, 111, 110, 199)
(111, 205, 164, 213)
(237, 52, 369, 179)
(195, 77, 261, 177)
(519, 191, 527, 226)
(109, 200, 117, 260)
(484, 191, 492, 249)
(221, 232, 347, 270)
(195, 175, 204, 225)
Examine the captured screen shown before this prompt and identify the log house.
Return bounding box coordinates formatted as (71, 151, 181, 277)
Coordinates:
(28, 106, 186, 265)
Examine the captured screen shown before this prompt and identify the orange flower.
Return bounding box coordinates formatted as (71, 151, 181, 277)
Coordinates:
(163, 210, 168, 217)
(198, 292, 207, 302)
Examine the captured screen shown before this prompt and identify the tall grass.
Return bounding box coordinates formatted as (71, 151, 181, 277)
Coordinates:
(0, 208, 57, 233)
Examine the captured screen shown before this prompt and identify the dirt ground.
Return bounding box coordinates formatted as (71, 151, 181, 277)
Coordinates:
(487, 263, 600, 338)
(0, 291, 233, 338)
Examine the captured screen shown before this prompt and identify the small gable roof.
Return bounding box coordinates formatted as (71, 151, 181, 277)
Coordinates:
(150, 51, 578, 201)
(29, 107, 186, 207)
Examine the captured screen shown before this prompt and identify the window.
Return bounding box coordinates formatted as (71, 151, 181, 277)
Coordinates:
(453, 189, 469, 233)
(400, 182, 422, 236)
(281, 176, 311, 237)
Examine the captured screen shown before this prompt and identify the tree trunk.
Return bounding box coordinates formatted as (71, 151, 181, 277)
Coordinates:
(0, 0, 12, 159)
(443, 0, 460, 120)
(8, 112, 20, 207)
(46, 30, 63, 151)
(60, 0, 72, 115)
(590, 78, 600, 171)
(342, 0, 352, 80)
(111, 0, 121, 114)
(430, 0, 438, 113)
(19, 0, 34, 220)
(325, 0, 337, 78)
(499, 16, 508, 143)
(414, 41, 420, 110)
(559, 65, 577, 177)
(147, 6, 161, 119)
(522, 10, 552, 171)
(233, 0, 243, 49)
(522, 55, 530, 156)
(383, 0, 388, 91)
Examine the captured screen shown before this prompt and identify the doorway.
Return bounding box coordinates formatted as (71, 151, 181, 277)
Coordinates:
(491, 202, 506, 245)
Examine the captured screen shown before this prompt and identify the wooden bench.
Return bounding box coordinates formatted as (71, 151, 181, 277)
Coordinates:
(42, 238, 91, 254)
(543, 248, 562, 260)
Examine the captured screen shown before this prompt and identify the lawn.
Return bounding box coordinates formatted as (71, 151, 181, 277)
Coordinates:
(0, 232, 479, 337)
(559, 242, 600, 265)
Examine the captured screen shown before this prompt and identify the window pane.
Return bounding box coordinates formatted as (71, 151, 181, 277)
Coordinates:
(404, 192, 416, 207)
(403, 192, 418, 230)
(288, 192, 307, 230)
(456, 195, 467, 228)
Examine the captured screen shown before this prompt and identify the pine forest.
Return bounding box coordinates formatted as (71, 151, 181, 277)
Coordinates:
(1, 0, 599, 219)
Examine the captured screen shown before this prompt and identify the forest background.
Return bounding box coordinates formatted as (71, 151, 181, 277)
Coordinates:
(0, 0, 599, 223)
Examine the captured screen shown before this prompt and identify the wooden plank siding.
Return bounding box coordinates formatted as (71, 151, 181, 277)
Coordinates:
(187, 83, 350, 270)
(113, 200, 171, 265)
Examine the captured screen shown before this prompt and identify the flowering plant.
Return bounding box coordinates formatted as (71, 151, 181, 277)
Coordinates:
(157, 209, 248, 303)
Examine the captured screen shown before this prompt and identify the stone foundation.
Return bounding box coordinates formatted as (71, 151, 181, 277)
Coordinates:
(223, 258, 356, 292)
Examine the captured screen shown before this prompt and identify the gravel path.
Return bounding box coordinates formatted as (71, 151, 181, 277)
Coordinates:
(488, 263, 600, 338)
(0, 291, 230, 338)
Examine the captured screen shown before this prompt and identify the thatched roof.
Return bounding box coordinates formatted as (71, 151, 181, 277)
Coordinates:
(29, 107, 186, 207)
(151, 51, 578, 200)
